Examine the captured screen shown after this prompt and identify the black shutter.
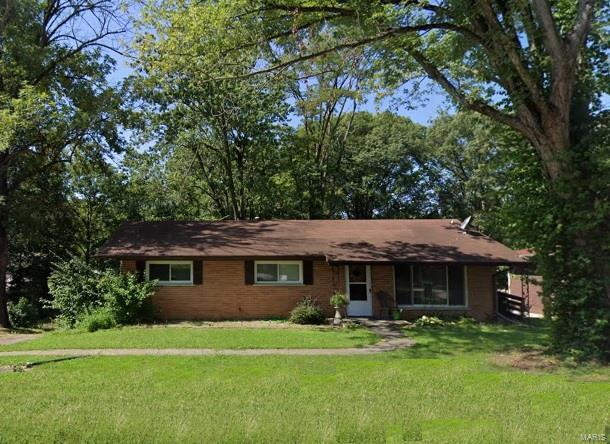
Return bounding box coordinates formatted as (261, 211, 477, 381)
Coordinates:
(135, 260, 146, 282)
(303, 260, 314, 285)
(448, 265, 465, 306)
(193, 260, 203, 285)
(245, 260, 255, 285)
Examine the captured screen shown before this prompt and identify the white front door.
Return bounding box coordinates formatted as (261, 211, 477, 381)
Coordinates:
(345, 265, 372, 317)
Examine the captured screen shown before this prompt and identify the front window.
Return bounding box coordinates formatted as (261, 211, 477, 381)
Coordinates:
(395, 264, 466, 307)
(412, 264, 447, 305)
(255, 261, 302, 284)
(147, 261, 193, 285)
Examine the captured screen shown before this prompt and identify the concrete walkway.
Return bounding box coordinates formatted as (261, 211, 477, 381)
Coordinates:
(0, 334, 39, 346)
(0, 320, 414, 357)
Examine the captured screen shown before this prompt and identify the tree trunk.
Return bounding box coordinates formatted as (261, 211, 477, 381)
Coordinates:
(0, 159, 11, 328)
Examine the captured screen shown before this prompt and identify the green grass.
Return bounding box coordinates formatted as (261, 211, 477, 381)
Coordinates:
(0, 325, 379, 350)
(405, 319, 552, 357)
(0, 321, 608, 443)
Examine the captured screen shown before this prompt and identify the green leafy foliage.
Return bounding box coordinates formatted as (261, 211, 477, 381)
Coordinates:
(77, 308, 118, 333)
(0, 0, 124, 328)
(47, 258, 104, 327)
(289, 298, 326, 325)
(97, 272, 155, 325)
(413, 316, 446, 328)
(47, 257, 157, 328)
(330, 292, 348, 308)
(7, 297, 39, 328)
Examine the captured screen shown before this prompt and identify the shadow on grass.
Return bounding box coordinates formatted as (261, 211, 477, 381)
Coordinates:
(401, 319, 550, 359)
(1, 356, 88, 373)
(308, 325, 380, 346)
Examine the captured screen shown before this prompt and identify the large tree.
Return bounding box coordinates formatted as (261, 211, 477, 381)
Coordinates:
(285, 53, 365, 218)
(131, 2, 292, 220)
(426, 111, 547, 244)
(141, 0, 610, 358)
(332, 111, 432, 219)
(0, 0, 124, 327)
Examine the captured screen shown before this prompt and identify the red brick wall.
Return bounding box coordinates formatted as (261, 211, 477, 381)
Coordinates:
(122, 259, 338, 320)
(120, 260, 497, 321)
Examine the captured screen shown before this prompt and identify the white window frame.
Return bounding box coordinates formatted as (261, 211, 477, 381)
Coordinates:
(395, 264, 469, 309)
(146, 260, 193, 285)
(254, 260, 303, 285)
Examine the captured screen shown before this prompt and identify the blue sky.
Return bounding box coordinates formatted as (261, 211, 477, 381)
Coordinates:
(109, 40, 608, 128)
(109, 52, 451, 126)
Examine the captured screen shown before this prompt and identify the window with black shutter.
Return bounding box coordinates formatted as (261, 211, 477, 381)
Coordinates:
(145, 261, 193, 285)
(253, 261, 303, 284)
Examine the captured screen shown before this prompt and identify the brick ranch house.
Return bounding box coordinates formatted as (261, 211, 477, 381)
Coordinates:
(96, 219, 524, 321)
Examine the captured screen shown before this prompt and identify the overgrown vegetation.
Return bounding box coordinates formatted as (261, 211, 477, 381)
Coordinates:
(7, 297, 39, 328)
(47, 258, 156, 331)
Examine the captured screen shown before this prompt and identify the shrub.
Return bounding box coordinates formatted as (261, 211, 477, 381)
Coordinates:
(289, 297, 325, 325)
(8, 297, 39, 328)
(414, 315, 446, 328)
(330, 292, 348, 308)
(455, 316, 478, 326)
(47, 257, 103, 326)
(77, 308, 117, 332)
(97, 271, 155, 325)
(48, 257, 157, 328)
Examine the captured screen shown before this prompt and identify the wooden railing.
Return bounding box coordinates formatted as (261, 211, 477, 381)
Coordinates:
(497, 291, 528, 319)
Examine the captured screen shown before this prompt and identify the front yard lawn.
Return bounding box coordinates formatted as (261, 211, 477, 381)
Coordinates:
(0, 324, 378, 350)
(0, 320, 608, 443)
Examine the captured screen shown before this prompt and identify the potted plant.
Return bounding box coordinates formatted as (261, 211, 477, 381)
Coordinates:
(330, 292, 349, 326)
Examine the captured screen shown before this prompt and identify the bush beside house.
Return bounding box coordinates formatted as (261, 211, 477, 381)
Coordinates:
(47, 258, 157, 331)
(289, 297, 325, 325)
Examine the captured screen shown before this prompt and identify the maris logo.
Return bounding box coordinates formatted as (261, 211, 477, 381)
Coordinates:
(580, 431, 608, 442)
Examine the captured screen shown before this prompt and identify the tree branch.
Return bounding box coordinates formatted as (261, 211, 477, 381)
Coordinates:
(531, 0, 565, 63)
(209, 22, 482, 82)
(567, 0, 595, 57)
(408, 49, 528, 136)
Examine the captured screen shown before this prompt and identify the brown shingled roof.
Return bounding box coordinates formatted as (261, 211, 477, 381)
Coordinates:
(96, 219, 524, 265)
